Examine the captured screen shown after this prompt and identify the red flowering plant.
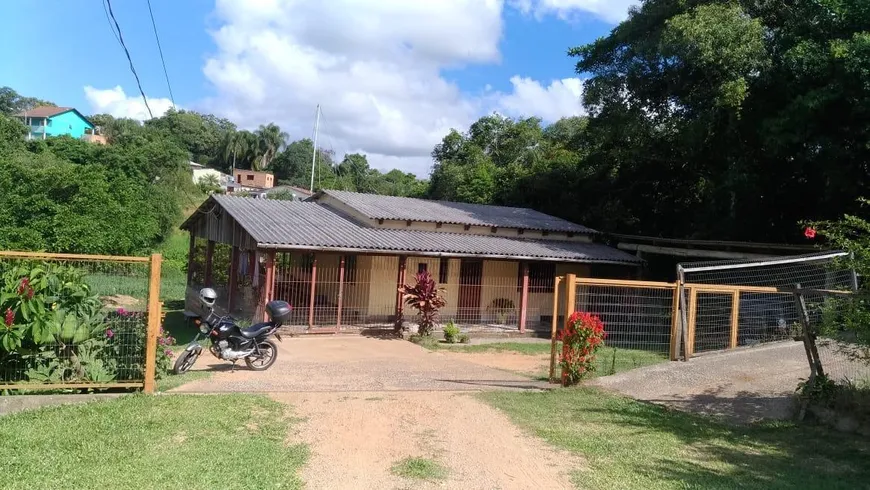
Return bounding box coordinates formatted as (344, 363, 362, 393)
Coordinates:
(558, 311, 607, 386)
(398, 271, 446, 336)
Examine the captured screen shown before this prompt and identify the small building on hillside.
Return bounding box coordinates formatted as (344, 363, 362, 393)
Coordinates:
(189, 162, 233, 190)
(233, 169, 274, 190)
(16, 106, 101, 142)
(180, 191, 641, 334)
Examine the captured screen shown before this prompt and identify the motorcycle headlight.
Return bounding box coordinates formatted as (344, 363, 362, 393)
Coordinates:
(199, 324, 209, 334)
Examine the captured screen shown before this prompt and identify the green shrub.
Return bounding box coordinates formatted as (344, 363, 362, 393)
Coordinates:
(458, 334, 470, 344)
(442, 321, 460, 344)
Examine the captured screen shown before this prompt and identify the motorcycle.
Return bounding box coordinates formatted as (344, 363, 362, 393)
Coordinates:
(173, 287, 292, 374)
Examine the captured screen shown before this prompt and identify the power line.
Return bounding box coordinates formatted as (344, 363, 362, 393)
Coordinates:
(104, 0, 154, 119)
(146, 0, 176, 109)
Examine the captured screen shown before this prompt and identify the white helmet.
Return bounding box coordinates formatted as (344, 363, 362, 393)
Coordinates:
(199, 288, 217, 308)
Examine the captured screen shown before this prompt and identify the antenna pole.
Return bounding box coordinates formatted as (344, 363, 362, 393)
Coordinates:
(310, 104, 320, 192)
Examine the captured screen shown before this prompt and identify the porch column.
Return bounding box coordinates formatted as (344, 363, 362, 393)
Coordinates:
(186, 233, 196, 286)
(265, 251, 276, 302)
(394, 256, 407, 329)
(227, 246, 239, 312)
(248, 250, 256, 283)
(336, 256, 346, 332)
(308, 257, 318, 328)
(257, 250, 276, 321)
(519, 262, 530, 333)
(204, 240, 215, 287)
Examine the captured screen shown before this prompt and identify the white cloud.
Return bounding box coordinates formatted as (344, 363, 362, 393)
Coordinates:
(511, 0, 640, 24)
(83, 85, 174, 120)
(200, 0, 588, 177)
(496, 76, 585, 121)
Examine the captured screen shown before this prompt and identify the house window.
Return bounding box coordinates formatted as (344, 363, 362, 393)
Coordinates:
(517, 262, 556, 293)
(417, 263, 428, 274)
(237, 174, 242, 182)
(247, 174, 254, 181)
(439, 258, 449, 283)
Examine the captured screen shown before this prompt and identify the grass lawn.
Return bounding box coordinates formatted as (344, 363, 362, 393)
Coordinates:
(481, 387, 870, 490)
(426, 340, 668, 377)
(0, 394, 307, 490)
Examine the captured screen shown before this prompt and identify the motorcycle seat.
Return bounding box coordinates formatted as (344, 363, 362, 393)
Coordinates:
(240, 322, 274, 339)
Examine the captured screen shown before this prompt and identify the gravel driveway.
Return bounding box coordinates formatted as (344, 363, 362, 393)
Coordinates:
(592, 341, 810, 423)
(171, 335, 550, 393)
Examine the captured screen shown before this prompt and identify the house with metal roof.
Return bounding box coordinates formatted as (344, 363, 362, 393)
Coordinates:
(180, 190, 641, 334)
(16, 106, 99, 142)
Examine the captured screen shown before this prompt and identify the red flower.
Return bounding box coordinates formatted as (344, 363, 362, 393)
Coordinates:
(4, 308, 14, 328)
(17, 278, 28, 295)
(804, 227, 817, 239)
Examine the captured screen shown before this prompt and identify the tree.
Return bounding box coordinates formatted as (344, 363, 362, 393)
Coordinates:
(567, 0, 870, 241)
(253, 123, 288, 171)
(0, 86, 55, 115)
(145, 109, 236, 166)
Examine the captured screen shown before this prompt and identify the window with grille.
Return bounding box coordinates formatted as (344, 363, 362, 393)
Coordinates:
(517, 262, 556, 292)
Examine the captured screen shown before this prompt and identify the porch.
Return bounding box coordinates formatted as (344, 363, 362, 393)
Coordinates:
(186, 238, 598, 335)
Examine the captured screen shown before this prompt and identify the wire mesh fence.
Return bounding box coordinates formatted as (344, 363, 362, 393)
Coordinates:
(680, 251, 855, 290)
(0, 252, 160, 390)
(573, 279, 676, 357)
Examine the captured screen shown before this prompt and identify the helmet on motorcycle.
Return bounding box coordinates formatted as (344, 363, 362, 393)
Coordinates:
(199, 287, 218, 308)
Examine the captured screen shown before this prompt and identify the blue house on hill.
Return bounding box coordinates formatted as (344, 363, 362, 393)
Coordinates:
(16, 106, 96, 141)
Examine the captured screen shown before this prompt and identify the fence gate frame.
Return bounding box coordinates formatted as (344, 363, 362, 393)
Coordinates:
(0, 251, 162, 394)
(547, 273, 854, 383)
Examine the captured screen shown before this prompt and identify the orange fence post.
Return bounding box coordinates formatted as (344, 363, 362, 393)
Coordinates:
(548, 276, 563, 383)
(730, 290, 740, 349)
(143, 253, 162, 394)
(559, 274, 577, 383)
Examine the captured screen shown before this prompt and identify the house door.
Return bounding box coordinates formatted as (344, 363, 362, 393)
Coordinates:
(458, 259, 483, 324)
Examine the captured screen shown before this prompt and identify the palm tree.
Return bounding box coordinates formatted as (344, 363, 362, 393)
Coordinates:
(221, 131, 248, 173)
(254, 123, 289, 171)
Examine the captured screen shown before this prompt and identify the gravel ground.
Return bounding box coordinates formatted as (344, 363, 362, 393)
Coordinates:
(171, 337, 571, 489)
(274, 391, 581, 490)
(170, 336, 551, 393)
(592, 341, 810, 423)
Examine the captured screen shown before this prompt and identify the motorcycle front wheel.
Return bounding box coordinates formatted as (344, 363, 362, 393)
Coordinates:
(245, 339, 278, 371)
(173, 349, 199, 375)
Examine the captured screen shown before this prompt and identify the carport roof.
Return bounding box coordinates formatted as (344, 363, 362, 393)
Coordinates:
(181, 195, 641, 265)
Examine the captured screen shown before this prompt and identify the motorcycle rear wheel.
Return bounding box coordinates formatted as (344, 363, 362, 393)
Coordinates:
(173, 349, 199, 375)
(245, 339, 278, 371)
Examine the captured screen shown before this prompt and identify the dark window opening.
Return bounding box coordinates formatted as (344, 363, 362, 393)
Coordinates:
(247, 174, 254, 181)
(517, 262, 556, 293)
(344, 255, 357, 283)
(439, 258, 449, 283)
(417, 262, 428, 274)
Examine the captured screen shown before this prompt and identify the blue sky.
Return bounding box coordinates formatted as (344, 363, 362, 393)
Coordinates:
(1, 0, 635, 174)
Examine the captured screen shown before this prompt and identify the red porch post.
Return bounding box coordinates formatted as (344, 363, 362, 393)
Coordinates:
(264, 251, 276, 302)
(308, 257, 317, 328)
(255, 250, 276, 322)
(394, 256, 407, 329)
(186, 233, 196, 286)
(336, 256, 345, 332)
(228, 247, 239, 312)
(204, 240, 215, 287)
(519, 262, 530, 333)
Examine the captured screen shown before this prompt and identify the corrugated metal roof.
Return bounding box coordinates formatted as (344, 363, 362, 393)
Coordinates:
(187, 195, 639, 264)
(320, 190, 598, 234)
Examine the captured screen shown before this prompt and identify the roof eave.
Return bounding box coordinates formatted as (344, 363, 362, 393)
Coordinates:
(255, 242, 640, 266)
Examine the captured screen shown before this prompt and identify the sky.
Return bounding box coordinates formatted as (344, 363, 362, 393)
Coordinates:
(1, 0, 639, 175)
